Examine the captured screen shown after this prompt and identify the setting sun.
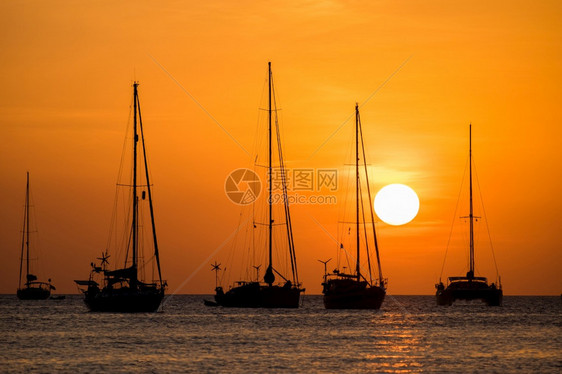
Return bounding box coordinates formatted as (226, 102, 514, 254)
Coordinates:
(374, 184, 419, 226)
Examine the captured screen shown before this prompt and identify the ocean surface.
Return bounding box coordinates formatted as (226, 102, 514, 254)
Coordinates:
(0, 295, 560, 373)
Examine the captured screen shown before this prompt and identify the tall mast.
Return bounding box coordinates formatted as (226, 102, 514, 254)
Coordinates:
(269, 62, 272, 275)
(26, 171, 30, 278)
(355, 104, 361, 282)
(469, 124, 474, 277)
(263, 61, 275, 287)
(132, 82, 139, 284)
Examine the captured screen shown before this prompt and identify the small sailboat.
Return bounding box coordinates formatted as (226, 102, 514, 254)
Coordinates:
(17, 172, 55, 300)
(435, 125, 503, 306)
(211, 62, 304, 308)
(74, 82, 166, 312)
(321, 104, 386, 309)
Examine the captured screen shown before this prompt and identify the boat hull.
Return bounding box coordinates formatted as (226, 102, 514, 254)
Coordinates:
(214, 282, 302, 308)
(323, 279, 386, 309)
(84, 287, 164, 312)
(17, 286, 51, 300)
(436, 280, 502, 306)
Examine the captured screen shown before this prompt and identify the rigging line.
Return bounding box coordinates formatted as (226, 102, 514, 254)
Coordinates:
(251, 155, 260, 276)
(307, 55, 413, 160)
(253, 76, 268, 158)
(473, 159, 500, 279)
(241, 209, 255, 279)
(30, 191, 48, 282)
(226, 210, 245, 284)
(308, 214, 338, 245)
(123, 213, 134, 269)
(279, 162, 298, 283)
(160, 217, 251, 309)
(359, 110, 383, 283)
(358, 181, 373, 285)
(240, 224, 251, 282)
(18, 180, 27, 288)
(342, 165, 354, 275)
(106, 96, 134, 254)
(272, 267, 288, 282)
(439, 154, 469, 280)
(344, 231, 353, 277)
(338, 126, 355, 270)
(137, 89, 163, 286)
(148, 54, 250, 157)
(249, 73, 269, 162)
(273, 78, 298, 285)
(118, 191, 133, 267)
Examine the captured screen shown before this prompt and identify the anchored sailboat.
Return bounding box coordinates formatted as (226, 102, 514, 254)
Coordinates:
(74, 82, 166, 312)
(435, 125, 502, 306)
(210, 62, 304, 308)
(321, 104, 386, 309)
(17, 172, 55, 300)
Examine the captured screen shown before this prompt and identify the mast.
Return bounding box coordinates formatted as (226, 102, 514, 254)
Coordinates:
(26, 171, 30, 279)
(132, 82, 139, 285)
(355, 104, 361, 282)
(264, 61, 275, 286)
(468, 124, 474, 278)
(269, 62, 272, 276)
(18, 187, 24, 288)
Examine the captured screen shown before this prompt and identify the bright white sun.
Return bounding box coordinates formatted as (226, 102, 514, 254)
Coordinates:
(374, 184, 419, 226)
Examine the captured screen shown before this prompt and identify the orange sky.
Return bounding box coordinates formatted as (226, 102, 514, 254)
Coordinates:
(1, 1, 560, 295)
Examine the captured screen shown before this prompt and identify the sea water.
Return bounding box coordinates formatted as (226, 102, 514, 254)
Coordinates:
(0, 295, 560, 373)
